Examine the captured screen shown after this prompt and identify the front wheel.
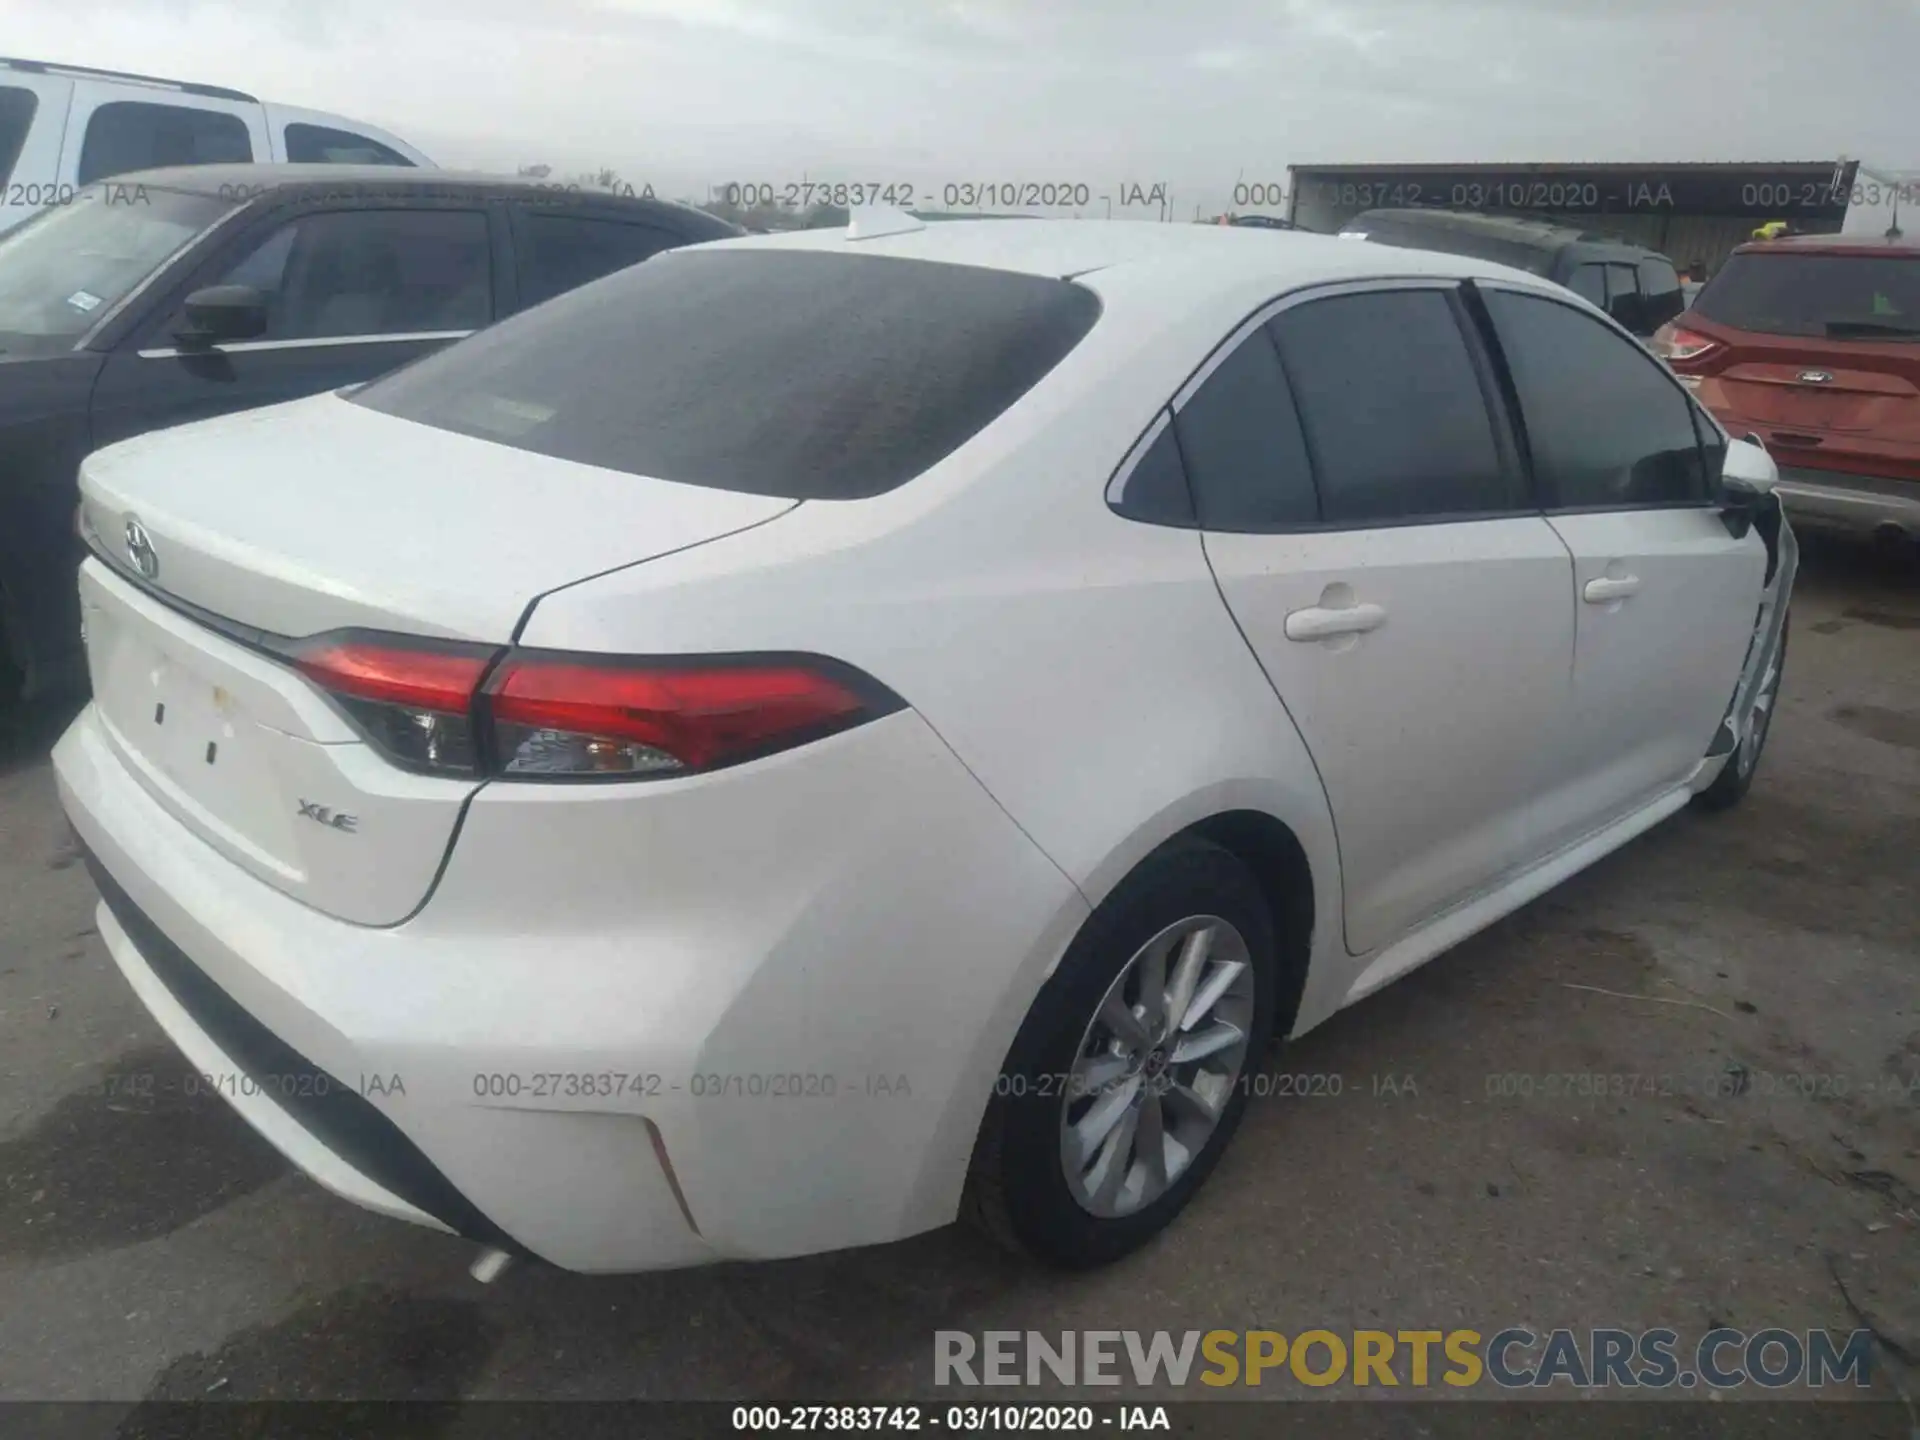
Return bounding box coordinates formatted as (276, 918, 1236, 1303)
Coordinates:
(1695, 611, 1789, 812)
(965, 839, 1276, 1268)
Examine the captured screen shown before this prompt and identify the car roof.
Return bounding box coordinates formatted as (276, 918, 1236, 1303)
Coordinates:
(703, 216, 1547, 294)
(1347, 207, 1654, 256)
(1733, 232, 1920, 258)
(102, 164, 728, 227)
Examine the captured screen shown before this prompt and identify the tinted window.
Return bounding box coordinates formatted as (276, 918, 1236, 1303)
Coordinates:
(78, 102, 252, 184)
(0, 86, 35, 189)
(200, 209, 491, 340)
(1269, 289, 1510, 523)
(353, 249, 1101, 499)
(1693, 252, 1920, 340)
(1605, 262, 1643, 330)
(1485, 290, 1708, 508)
(518, 213, 678, 307)
(1109, 418, 1194, 527)
(1567, 264, 1607, 307)
(284, 123, 412, 166)
(1692, 404, 1727, 489)
(1171, 328, 1316, 529)
(1638, 256, 1684, 330)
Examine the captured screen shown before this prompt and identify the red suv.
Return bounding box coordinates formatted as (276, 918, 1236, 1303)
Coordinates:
(1654, 233, 1919, 550)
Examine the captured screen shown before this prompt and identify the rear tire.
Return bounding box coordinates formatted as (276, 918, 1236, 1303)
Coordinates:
(1695, 611, 1789, 812)
(966, 838, 1276, 1268)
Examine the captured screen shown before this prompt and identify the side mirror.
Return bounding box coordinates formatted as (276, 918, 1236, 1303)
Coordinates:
(1721, 435, 1779, 498)
(175, 284, 269, 348)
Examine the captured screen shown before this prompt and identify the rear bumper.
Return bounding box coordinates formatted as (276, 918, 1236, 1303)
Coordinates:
(1771, 466, 1920, 538)
(54, 702, 1087, 1272)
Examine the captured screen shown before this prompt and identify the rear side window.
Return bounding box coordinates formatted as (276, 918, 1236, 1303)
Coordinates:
(1485, 289, 1708, 508)
(0, 86, 36, 189)
(516, 213, 680, 307)
(284, 123, 412, 166)
(78, 102, 252, 184)
(1269, 289, 1510, 524)
(352, 249, 1101, 499)
(1171, 328, 1316, 530)
(1566, 264, 1607, 308)
(1693, 252, 1920, 339)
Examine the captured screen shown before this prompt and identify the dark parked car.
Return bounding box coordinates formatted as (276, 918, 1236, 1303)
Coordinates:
(1338, 208, 1686, 338)
(0, 164, 739, 700)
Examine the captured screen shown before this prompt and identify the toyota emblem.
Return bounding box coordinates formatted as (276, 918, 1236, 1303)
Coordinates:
(124, 517, 159, 580)
(1797, 369, 1834, 384)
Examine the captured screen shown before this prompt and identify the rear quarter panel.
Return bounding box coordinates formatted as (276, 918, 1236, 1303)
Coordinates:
(514, 259, 1356, 1037)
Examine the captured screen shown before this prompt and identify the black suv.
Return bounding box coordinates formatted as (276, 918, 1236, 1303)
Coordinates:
(1339, 208, 1686, 338)
(0, 163, 739, 701)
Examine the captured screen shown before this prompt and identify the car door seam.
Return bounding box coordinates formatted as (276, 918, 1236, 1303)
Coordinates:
(1193, 526, 1355, 955)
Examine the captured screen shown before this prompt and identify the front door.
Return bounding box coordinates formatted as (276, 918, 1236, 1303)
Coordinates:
(1474, 284, 1767, 848)
(90, 203, 502, 451)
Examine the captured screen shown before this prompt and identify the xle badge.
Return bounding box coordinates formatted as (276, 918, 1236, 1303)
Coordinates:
(298, 800, 358, 833)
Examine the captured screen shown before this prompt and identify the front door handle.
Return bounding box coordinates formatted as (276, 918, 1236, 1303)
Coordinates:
(1583, 575, 1641, 604)
(1285, 601, 1387, 642)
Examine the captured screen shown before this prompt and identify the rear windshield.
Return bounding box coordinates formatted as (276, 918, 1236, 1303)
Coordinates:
(351, 248, 1103, 499)
(1693, 252, 1920, 340)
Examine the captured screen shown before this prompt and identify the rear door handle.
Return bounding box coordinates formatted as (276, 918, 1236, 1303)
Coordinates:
(1285, 601, 1387, 642)
(1583, 575, 1641, 604)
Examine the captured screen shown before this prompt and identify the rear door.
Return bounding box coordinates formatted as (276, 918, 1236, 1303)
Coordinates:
(1475, 284, 1765, 849)
(89, 200, 505, 451)
(1193, 280, 1575, 956)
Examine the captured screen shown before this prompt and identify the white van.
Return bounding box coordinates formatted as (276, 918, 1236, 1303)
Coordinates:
(0, 56, 432, 235)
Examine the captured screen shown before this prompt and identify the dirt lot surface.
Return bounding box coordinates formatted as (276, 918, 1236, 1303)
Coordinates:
(1, 536, 1915, 1437)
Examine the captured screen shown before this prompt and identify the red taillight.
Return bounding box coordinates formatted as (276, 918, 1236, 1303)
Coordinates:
(484, 655, 893, 778)
(1651, 323, 1721, 364)
(286, 631, 901, 782)
(287, 634, 499, 777)
(292, 637, 494, 711)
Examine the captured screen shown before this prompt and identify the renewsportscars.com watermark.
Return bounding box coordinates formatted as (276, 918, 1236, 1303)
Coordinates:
(934, 1328, 1877, 1391)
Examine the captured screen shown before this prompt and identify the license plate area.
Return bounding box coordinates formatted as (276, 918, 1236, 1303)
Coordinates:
(84, 583, 304, 878)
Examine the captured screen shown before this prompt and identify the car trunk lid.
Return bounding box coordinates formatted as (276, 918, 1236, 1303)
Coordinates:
(75, 393, 798, 925)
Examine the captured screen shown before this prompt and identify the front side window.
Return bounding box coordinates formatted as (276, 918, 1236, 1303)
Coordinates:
(1268, 288, 1511, 524)
(0, 86, 36, 189)
(1171, 326, 1316, 530)
(517, 213, 679, 307)
(192, 208, 492, 340)
(284, 123, 412, 166)
(78, 101, 252, 185)
(0, 184, 232, 354)
(352, 249, 1101, 499)
(1484, 289, 1708, 509)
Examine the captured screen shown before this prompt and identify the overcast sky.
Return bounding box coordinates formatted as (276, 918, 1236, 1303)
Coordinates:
(10, 0, 1918, 215)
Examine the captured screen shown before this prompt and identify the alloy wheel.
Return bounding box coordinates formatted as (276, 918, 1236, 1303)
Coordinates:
(1059, 916, 1256, 1219)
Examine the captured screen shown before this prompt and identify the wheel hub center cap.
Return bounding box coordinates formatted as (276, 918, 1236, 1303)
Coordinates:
(1142, 1046, 1171, 1081)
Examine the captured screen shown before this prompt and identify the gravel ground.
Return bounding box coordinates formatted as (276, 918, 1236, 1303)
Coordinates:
(1, 535, 1915, 1435)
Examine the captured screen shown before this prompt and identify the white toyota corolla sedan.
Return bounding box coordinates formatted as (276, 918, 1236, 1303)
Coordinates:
(55, 214, 1795, 1274)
